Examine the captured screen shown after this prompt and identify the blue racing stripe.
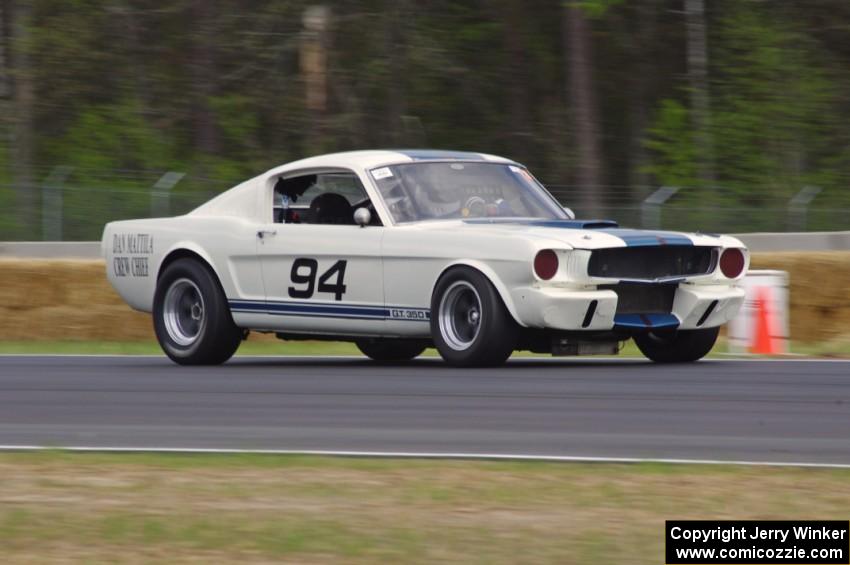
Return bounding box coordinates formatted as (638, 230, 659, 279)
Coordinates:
(394, 149, 488, 161)
(228, 300, 430, 322)
(599, 228, 693, 247)
(461, 220, 694, 244)
(231, 310, 385, 321)
(613, 313, 680, 330)
(464, 218, 619, 229)
(267, 302, 387, 318)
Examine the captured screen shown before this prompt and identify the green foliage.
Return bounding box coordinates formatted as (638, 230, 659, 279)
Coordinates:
(569, 0, 625, 19)
(0, 136, 14, 235)
(52, 99, 172, 172)
(643, 1, 844, 230)
(44, 99, 176, 237)
(2, 0, 849, 238)
(710, 4, 836, 203)
(642, 100, 698, 188)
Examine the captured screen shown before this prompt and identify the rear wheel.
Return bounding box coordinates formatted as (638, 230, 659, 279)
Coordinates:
(633, 326, 719, 363)
(153, 258, 242, 365)
(431, 267, 518, 367)
(355, 339, 427, 362)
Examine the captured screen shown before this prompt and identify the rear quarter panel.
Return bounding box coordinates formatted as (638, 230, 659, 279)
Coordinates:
(102, 216, 263, 312)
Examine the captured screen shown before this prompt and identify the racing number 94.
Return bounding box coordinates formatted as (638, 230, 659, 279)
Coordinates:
(288, 258, 348, 301)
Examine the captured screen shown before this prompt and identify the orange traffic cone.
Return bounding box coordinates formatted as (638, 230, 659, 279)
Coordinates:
(750, 286, 777, 355)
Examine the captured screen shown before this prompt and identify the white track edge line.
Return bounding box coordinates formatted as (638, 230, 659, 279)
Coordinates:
(0, 445, 848, 468)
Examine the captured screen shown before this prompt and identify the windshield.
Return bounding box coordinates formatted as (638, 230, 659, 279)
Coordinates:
(369, 162, 567, 224)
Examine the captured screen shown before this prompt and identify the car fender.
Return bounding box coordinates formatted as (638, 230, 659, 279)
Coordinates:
(157, 239, 248, 304)
(158, 240, 219, 281)
(435, 259, 526, 328)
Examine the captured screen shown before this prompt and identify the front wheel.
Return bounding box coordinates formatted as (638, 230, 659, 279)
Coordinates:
(633, 326, 719, 363)
(153, 258, 242, 365)
(355, 339, 427, 362)
(430, 267, 518, 367)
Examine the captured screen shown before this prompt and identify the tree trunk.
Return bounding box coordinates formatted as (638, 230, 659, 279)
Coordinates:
(118, 3, 152, 116)
(564, 3, 602, 217)
(190, 0, 218, 155)
(386, 0, 408, 145)
(9, 0, 34, 237)
(627, 1, 658, 198)
(685, 0, 714, 185)
(0, 0, 10, 99)
(300, 5, 330, 154)
(503, 0, 532, 164)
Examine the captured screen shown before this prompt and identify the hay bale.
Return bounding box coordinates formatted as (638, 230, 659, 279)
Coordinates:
(0, 259, 71, 310)
(0, 259, 151, 341)
(0, 305, 152, 341)
(0, 254, 847, 343)
(750, 252, 850, 343)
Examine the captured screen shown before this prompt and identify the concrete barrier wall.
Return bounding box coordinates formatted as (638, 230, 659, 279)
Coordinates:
(1, 254, 847, 343)
(0, 242, 102, 258)
(734, 231, 850, 252)
(1, 231, 849, 258)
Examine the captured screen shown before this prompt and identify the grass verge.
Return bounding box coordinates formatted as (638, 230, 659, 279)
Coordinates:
(0, 451, 848, 564)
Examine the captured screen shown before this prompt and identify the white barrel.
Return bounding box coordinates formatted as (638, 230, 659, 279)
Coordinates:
(727, 270, 789, 354)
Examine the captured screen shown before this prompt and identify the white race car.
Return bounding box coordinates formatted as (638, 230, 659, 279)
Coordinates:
(102, 150, 748, 366)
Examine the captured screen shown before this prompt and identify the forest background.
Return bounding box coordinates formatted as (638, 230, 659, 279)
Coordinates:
(1, 0, 848, 239)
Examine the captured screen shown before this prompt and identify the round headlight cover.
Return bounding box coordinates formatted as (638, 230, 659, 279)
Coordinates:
(719, 248, 745, 278)
(534, 250, 559, 280)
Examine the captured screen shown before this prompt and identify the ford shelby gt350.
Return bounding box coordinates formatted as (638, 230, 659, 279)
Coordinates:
(102, 150, 748, 366)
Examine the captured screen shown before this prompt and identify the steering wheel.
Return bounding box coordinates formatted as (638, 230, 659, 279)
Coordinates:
(463, 196, 487, 217)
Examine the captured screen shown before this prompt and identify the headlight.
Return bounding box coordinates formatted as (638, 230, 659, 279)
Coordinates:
(534, 249, 559, 280)
(719, 248, 745, 279)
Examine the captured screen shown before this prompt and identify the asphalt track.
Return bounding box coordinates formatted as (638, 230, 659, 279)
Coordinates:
(0, 355, 848, 465)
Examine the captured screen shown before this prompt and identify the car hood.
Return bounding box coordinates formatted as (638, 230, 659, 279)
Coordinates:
(407, 218, 740, 250)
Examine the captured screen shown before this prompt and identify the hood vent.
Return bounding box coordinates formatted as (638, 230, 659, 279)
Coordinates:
(543, 219, 619, 229)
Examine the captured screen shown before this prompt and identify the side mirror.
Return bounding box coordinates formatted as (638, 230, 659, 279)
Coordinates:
(562, 206, 576, 220)
(354, 207, 371, 227)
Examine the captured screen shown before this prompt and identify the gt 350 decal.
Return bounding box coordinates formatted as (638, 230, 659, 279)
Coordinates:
(288, 258, 347, 301)
(389, 308, 429, 320)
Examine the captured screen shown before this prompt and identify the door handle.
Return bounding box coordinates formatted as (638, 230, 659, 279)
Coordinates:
(257, 229, 277, 239)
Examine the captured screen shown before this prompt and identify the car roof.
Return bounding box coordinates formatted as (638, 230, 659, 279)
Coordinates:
(264, 149, 517, 176)
(190, 150, 519, 222)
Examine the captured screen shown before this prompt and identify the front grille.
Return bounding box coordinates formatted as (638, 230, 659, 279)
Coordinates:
(588, 246, 715, 280)
(599, 283, 677, 314)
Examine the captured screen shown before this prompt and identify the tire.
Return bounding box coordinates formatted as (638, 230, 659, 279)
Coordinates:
(355, 339, 427, 362)
(153, 258, 242, 365)
(430, 267, 518, 367)
(633, 326, 719, 363)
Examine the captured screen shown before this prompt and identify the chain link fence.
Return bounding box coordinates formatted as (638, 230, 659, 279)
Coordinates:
(0, 170, 848, 241)
(0, 168, 230, 241)
(547, 184, 850, 234)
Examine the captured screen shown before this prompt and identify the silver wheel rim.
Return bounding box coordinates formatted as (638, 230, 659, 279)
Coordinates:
(438, 281, 482, 351)
(163, 278, 205, 347)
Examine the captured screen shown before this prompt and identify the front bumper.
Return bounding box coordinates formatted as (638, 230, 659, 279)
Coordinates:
(515, 283, 745, 332)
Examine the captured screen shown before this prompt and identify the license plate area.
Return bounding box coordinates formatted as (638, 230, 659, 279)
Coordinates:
(599, 283, 677, 315)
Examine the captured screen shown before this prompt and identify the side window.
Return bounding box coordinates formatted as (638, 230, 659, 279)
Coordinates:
(273, 172, 377, 225)
(301, 174, 367, 206)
